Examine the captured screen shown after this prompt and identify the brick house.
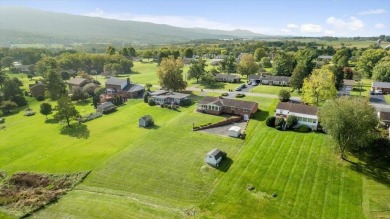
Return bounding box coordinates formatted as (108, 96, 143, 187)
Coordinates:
(275, 102, 318, 130)
(29, 82, 46, 97)
(197, 96, 258, 120)
(105, 77, 144, 98)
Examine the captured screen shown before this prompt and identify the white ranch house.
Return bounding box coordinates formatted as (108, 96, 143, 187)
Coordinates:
(275, 102, 318, 130)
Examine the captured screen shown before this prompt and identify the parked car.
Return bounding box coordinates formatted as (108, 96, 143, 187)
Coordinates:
(235, 87, 242, 91)
(241, 84, 247, 88)
(375, 90, 383, 95)
(248, 82, 252, 85)
(252, 82, 258, 86)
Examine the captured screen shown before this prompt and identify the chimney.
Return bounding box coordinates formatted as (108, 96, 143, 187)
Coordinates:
(127, 77, 130, 85)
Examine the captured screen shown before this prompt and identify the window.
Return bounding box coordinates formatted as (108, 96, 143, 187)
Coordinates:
(312, 119, 317, 123)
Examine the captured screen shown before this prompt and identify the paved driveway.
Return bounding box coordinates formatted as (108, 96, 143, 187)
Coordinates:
(369, 94, 386, 104)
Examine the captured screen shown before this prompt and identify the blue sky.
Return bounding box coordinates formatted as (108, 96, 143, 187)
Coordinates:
(1, 0, 389, 36)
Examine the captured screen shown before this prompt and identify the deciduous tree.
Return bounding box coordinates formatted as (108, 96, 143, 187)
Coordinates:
(1, 56, 13, 68)
(54, 97, 80, 127)
(254, 48, 266, 61)
(46, 70, 66, 100)
(372, 58, 390, 82)
(272, 52, 296, 76)
(187, 59, 206, 83)
(302, 67, 337, 106)
(157, 56, 186, 91)
(357, 48, 386, 78)
(40, 102, 52, 119)
(237, 54, 258, 78)
(320, 97, 378, 159)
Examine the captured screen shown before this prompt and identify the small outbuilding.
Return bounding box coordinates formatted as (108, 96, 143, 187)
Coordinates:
(205, 149, 226, 167)
(228, 126, 241, 138)
(97, 102, 117, 114)
(139, 115, 154, 127)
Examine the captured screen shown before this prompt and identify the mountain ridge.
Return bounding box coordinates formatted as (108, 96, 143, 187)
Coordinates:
(0, 7, 266, 45)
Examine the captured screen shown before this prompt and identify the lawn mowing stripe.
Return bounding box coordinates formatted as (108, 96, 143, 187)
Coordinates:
(277, 133, 313, 214)
(320, 153, 337, 219)
(269, 132, 299, 190)
(287, 134, 318, 217)
(302, 140, 326, 218)
(260, 133, 289, 191)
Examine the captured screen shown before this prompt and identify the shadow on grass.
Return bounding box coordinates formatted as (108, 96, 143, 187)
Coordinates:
(44, 118, 57, 124)
(216, 157, 233, 172)
(251, 110, 269, 122)
(75, 100, 91, 106)
(143, 124, 160, 130)
(129, 71, 141, 75)
(201, 82, 225, 90)
(348, 147, 390, 186)
(60, 123, 90, 139)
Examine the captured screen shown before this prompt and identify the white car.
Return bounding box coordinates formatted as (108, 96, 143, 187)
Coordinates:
(375, 90, 383, 95)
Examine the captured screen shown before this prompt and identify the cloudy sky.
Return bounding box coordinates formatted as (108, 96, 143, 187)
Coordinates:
(1, 0, 389, 36)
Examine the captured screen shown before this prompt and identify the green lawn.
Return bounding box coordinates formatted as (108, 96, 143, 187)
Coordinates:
(351, 79, 372, 97)
(1, 75, 389, 218)
(251, 84, 301, 96)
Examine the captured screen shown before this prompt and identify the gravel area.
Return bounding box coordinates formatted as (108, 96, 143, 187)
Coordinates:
(200, 121, 248, 137)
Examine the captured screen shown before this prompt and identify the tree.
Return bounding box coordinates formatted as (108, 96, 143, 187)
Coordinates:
(343, 67, 354, 80)
(259, 57, 272, 68)
(224, 55, 236, 73)
(372, 59, 390, 82)
(254, 48, 267, 61)
(0, 100, 17, 114)
(156, 56, 186, 91)
(40, 102, 52, 119)
(119, 48, 129, 57)
(82, 83, 97, 96)
(71, 87, 89, 101)
(290, 62, 311, 91)
(278, 89, 291, 102)
(128, 47, 136, 57)
(46, 70, 66, 100)
(143, 50, 154, 61)
(35, 57, 58, 77)
(187, 59, 206, 83)
(106, 46, 116, 55)
(237, 54, 258, 78)
(286, 115, 298, 129)
(320, 97, 378, 159)
(272, 52, 296, 76)
(184, 48, 194, 58)
(143, 92, 149, 103)
(60, 71, 71, 81)
(0, 70, 8, 88)
(201, 71, 215, 84)
(54, 97, 80, 127)
(332, 48, 351, 68)
(27, 74, 33, 80)
(357, 48, 386, 78)
(1, 56, 13, 68)
(2, 78, 24, 106)
(329, 65, 344, 90)
(302, 67, 337, 106)
(145, 83, 152, 91)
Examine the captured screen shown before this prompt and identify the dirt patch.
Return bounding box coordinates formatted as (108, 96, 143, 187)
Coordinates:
(0, 171, 89, 218)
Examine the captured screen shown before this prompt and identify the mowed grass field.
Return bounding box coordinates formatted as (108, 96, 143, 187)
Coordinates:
(1, 73, 389, 218)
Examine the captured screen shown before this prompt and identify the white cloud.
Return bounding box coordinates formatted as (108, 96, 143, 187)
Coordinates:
(375, 23, 385, 29)
(326, 16, 364, 31)
(287, 23, 299, 29)
(300, 24, 323, 33)
(358, 9, 387, 15)
(324, 29, 336, 35)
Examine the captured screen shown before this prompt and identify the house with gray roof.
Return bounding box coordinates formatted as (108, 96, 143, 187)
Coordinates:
(97, 102, 117, 114)
(197, 96, 258, 119)
(150, 90, 190, 105)
(249, 74, 290, 86)
(372, 82, 390, 94)
(68, 77, 89, 91)
(275, 102, 318, 130)
(215, 74, 240, 83)
(105, 77, 144, 98)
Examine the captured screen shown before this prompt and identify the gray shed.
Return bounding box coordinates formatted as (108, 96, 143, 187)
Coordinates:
(205, 149, 225, 167)
(139, 115, 154, 127)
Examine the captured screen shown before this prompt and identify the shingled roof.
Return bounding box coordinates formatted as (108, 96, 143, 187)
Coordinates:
(215, 73, 240, 80)
(276, 102, 318, 116)
(198, 96, 257, 110)
(68, 77, 88, 85)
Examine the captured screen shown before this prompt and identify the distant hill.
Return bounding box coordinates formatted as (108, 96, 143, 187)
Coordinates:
(0, 7, 266, 46)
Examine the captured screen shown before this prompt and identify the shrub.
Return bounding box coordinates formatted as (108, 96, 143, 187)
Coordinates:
(278, 89, 291, 102)
(235, 93, 245, 98)
(296, 125, 311, 132)
(266, 116, 276, 127)
(286, 115, 298, 129)
(275, 125, 283, 130)
(12, 95, 27, 107)
(221, 93, 229, 96)
(36, 96, 45, 101)
(143, 92, 149, 103)
(167, 105, 172, 109)
(78, 112, 103, 123)
(0, 117, 4, 124)
(148, 99, 156, 106)
(24, 91, 29, 96)
(274, 117, 285, 127)
(180, 98, 191, 106)
(161, 104, 165, 108)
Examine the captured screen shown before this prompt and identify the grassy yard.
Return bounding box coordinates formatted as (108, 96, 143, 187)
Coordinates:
(1, 74, 389, 218)
(251, 84, 301, 96)
(350, 79, 372, 97)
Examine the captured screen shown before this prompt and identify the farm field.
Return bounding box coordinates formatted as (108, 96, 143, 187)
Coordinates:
(1, 86, 389, 218)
